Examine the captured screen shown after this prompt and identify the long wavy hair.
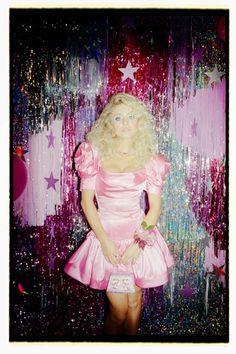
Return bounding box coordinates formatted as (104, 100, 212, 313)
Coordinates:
(86, 93, 157, 168)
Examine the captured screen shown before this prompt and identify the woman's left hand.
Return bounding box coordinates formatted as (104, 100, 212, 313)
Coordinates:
(120, 243, 141, 265)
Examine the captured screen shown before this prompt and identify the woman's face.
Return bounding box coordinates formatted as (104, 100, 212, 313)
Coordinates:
(109, 103, 138, 139)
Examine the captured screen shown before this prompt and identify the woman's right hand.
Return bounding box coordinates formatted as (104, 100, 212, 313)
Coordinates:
(100, 238, 120, 265)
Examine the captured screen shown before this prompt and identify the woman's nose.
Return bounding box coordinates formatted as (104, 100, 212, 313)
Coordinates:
(122, 117, 129, 125)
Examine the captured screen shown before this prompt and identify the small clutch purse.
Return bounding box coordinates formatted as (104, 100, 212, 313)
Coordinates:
(107, 273, 135, 293)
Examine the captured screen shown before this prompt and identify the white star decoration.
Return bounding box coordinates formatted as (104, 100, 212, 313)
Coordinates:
(118, 60, 139, 82)
(205, 65, 225, 86)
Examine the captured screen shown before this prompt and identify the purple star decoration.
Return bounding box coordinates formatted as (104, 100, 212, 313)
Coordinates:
(192, 47, 205, 63)
(44, 172, 59, 191)
(122, 16, 136, 29)
(48, 256, 57, 271)
(191, 117, 198, 137)
(179, 284, 196, 299)
(46, 130, 55, 148)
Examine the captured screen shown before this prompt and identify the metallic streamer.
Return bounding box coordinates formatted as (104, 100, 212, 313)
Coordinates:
(205, 273, 210, 316)
(11, 12, 227, 340)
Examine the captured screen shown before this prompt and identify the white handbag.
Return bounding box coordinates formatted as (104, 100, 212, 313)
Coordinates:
(107, 273, 135, 293)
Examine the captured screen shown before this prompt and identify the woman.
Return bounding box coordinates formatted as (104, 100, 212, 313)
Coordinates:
(64, 93, 175, 335)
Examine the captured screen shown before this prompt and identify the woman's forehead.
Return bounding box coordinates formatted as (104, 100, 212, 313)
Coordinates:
(110, 103, 133, 114)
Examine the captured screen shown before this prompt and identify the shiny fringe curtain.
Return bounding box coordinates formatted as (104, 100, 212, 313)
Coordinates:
(11, 10, 228, 340)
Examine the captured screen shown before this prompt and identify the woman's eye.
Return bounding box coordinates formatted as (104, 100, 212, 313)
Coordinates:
(113, 113, 135, 121)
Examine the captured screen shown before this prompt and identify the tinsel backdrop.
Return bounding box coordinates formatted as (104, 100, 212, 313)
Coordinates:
(11, 9, 228, 342)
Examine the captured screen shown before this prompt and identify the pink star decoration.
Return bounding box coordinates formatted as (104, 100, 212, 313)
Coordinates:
(44, 172, 59, 191)
(205, 65, 225, 86)
(46, 130, 55, 148)
(118, 60, 139, 82)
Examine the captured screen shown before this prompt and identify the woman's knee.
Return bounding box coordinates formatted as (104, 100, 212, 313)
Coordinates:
(128, 289, 142, 311)
(127, 298, 141, 311)
(110, 306, 128, 324)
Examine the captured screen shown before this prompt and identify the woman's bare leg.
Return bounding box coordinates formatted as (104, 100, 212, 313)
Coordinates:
(124, 285, 142, 335)
(104, 292, 128, 335)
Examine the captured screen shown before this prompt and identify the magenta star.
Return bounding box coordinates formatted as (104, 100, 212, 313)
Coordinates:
(44, 172, 59, 191)
(191, 117, 198, 137)
(46, 130, 55, 148)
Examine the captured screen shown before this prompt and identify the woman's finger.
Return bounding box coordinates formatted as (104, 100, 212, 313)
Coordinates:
(123, 256, 132, 265)
(106, 253, 116, 265)
(132, 256, 138, 264)
(110, 254, 120, 265)
(120, 256, 127, 264)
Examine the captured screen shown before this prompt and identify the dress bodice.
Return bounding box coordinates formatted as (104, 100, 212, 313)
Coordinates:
(74, 141, 171, 223)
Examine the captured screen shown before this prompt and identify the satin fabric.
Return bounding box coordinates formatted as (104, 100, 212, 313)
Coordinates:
(64, 141, 175, 290)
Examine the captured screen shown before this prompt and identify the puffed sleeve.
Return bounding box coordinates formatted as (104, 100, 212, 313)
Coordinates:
(146, 153, 171, 196)
(74, 141, 99, 191)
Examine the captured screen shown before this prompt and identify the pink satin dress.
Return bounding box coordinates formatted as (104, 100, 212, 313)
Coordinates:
(64, 141, 175, 290)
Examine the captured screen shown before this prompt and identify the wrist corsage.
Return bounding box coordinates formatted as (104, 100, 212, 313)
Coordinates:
(134, 221, 157, 249)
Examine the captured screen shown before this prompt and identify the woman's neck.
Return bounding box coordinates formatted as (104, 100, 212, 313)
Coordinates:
(113, 138, 134, 153)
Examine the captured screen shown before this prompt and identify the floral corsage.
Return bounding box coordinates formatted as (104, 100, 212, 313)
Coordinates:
(134, 221, 157, 250)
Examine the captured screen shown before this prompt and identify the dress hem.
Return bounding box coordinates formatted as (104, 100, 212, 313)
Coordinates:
(64, 266, 171, 290)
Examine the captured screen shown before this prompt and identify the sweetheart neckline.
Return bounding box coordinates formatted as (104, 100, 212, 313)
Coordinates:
(100, 165, 145, 174)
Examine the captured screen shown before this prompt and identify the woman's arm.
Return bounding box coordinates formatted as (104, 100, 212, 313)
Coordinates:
(81, 189, 107, 243)
(120, 193, 162, 265)
(142, 193, 162, 226)
(81, 189, 120, 265)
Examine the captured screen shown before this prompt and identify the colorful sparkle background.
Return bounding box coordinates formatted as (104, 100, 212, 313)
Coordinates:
(10, 9, 228, 342)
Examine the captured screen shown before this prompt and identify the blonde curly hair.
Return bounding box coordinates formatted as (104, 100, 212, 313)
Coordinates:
(86, 93, 157, 168)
